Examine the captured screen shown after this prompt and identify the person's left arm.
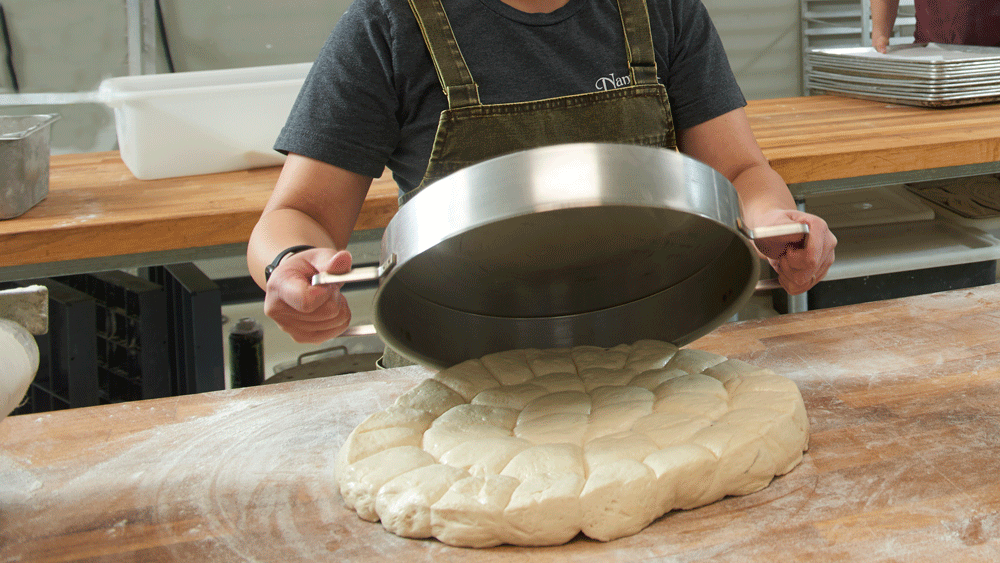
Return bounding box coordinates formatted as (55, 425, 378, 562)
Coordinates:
(677, 107, 837, 295)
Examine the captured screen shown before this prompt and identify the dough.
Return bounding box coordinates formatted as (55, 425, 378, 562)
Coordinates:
(338, 446, 436, 522)
(502, 472, 585, 546)
(336, 340, 809, 547)
(1, 318, 39, 419)
(375, 463, 469, 538)
(439, 437, 531, 476)
(430, 474, 521, 548)
(580, 458, 658, 541)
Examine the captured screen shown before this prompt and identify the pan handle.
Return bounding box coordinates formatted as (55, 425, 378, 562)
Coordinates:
(338, 325, 379, 337)
(310, 268, 381, 335)
(311, 266, 381, 286)
(743, 222, 810, 258)
(311, 254, 397, 286)
(311, 257, 396, 338)
(743, 223, 810, 293)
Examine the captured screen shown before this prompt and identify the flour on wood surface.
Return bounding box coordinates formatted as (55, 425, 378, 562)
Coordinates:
(0, 373, 429, 563)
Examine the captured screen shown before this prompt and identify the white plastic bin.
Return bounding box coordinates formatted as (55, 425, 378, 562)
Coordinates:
(98, 63, 310, 180)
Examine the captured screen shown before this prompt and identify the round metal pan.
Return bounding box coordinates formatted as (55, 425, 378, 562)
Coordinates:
(317, 143, 803, 370)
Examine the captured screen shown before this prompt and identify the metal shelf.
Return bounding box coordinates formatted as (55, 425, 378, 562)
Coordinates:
(800, 0, 915, 93)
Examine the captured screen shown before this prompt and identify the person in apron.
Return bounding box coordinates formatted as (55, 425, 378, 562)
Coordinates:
(872, 0, 1000, 53)
(248, 0, 837, 368)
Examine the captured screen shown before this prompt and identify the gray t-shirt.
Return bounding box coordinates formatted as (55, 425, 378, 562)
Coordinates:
(274, 0, 746, 194)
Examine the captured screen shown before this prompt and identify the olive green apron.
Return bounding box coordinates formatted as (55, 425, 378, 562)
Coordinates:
(380, 0, 678, 369)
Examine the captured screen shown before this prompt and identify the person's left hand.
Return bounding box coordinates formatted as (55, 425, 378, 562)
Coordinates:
(752, 209, 837, 295)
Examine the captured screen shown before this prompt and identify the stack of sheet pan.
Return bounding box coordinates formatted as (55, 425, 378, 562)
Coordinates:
(806, 43, 1000, 107)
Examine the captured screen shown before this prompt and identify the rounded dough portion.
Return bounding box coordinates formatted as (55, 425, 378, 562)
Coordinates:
(527, 349, 577, 377)
(375, 463, 470, 538)
(629, 368, 687, 391)
(531, 372, 586, 393)
(439, 436, 532, 477)
(394, 379, 465, 416)
(336, 342, 809, 548)
(513, 412, 590, 446)
(517, 390, 591, 425)
(624, 339, 679, 372)
(583, 432, 659, 473)
(633, 412, 714, 449)
(335, 426, 423, 483)
(430, 474, 521, 548)
(584, 401, 654, 443)
(433, 404, 519, 432)
(654, 374, 728, 401)
(339, 446, 436, 521)
(471, 383, 548, 410)
(502, 472, 585, 546)
(500, 443, 586, 481)
(703, 358, 771, 389)
(590, 385, 654, 409)
(665, 348, 727, 374)
(423, 406, 517, 460)
(335, 406, 438, 482)
(480, 349, 537, 386)
(653, 393, 729, 422)
(580, 459, 658, 542)
(432, 359, 500, 401)
(719, 408, 806, 475)
(690, 423, 779, 503)
(644, 443, 718, 510)
(580, 368, 635, 391)
(572, 345, 628, 372)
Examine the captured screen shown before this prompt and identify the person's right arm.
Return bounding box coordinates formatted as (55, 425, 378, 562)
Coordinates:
(247, 153, 374, 343)
(871, 0, 900, 53)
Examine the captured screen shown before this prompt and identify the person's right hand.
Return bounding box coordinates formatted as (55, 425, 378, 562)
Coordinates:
(263, 248, 354, 343)
(873, 33, 890, 54)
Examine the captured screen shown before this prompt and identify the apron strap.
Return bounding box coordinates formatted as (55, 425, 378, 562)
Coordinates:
(407, 0, 482, 109)
(408, 0, 661, 103)
(616, 0, 660, 85)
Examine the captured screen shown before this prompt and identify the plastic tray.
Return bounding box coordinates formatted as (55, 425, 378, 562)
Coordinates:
(806, 184, 935, 230)
(821, 220, 1000, 282)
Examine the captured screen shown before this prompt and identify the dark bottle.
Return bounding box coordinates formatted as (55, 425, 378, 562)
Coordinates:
(229, 317, 264, 387)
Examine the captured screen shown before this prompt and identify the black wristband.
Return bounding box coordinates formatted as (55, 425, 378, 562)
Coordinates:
(264, 245, 315, 281)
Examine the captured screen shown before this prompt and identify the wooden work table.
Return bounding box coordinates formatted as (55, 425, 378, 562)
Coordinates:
(0, 153, 399, 281)
(3, 284, 1000, 561)
(1, 94, 1000, 281)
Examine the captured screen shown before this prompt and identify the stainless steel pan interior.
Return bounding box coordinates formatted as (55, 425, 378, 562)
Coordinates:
(319, 143, 801, 370)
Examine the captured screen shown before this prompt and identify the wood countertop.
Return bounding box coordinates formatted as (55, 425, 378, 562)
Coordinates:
(3, 284, 1000, 561)
(748, 96, 1000, 185)
(0, 153, 399, 272)
(2, 95, 999, 272)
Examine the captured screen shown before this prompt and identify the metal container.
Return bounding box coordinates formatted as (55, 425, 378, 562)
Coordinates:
(0, 114, 60, 220)
(266, 346, 383, 384)
(317, 143, 806, 370)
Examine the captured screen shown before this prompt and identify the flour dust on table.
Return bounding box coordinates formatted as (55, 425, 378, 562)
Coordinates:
(335, 340, 809, 547)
